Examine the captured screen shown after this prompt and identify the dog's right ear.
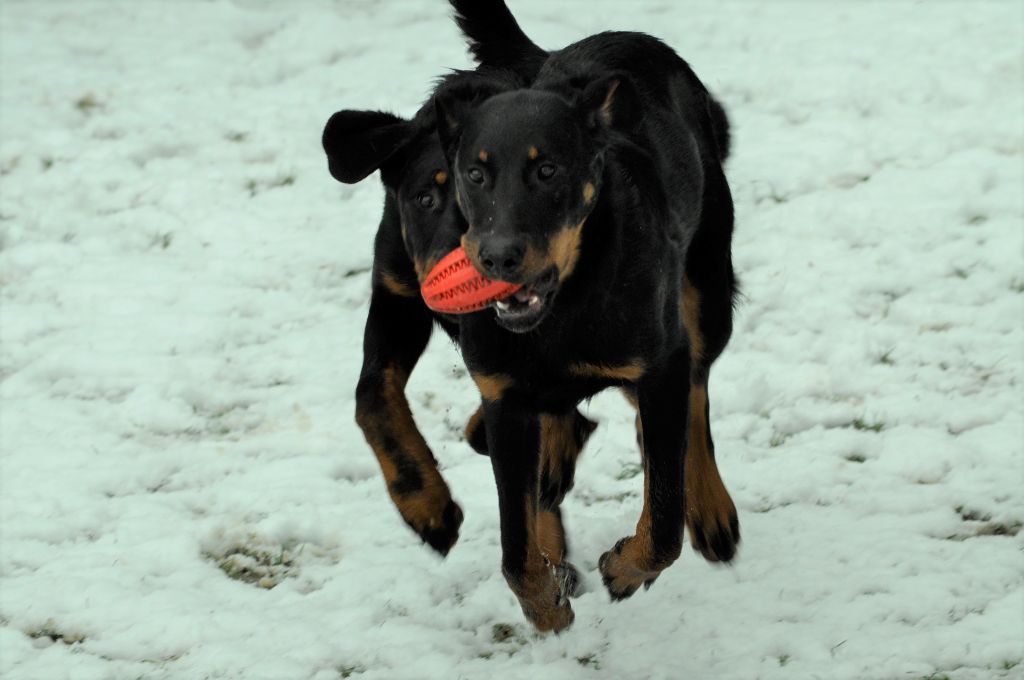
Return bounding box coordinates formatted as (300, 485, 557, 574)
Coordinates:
(322, 110, 413, 184)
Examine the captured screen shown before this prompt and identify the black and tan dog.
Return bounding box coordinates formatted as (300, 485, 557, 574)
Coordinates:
(322, 2, 595, 592)
(434, 7, 742, 630)
(323, 0, 740, 632)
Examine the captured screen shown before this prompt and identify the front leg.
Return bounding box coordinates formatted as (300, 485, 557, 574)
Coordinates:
(600, 352, 689, 600)
(483, 390, 574, 632)
(356, 283, 462, 556)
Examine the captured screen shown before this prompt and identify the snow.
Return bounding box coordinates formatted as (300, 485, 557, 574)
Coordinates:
(1, 1, 1021, 678)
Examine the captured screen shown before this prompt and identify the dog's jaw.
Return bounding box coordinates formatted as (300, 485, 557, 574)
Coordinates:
(491, 267, 559, 333)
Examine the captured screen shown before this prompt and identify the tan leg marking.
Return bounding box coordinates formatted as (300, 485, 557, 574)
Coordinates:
(569, 360, 645, 382)
(355, 365, 459, 549)
(685, 385, 738, 561)
(471, 372, 512, 402)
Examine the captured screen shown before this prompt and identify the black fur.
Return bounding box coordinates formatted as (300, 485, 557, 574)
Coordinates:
(322, 1, 599, 576)
(433, 20, 741, 620)
(322, 0, 741, 632)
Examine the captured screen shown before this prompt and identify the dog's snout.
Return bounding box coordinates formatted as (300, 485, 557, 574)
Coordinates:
(478, 237, 525, 281)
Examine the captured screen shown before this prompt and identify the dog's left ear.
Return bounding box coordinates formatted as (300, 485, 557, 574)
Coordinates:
(580, 74, 641, 132)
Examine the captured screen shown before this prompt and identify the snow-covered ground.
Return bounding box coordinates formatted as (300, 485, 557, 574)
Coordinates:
(1, 1, 1022, 678)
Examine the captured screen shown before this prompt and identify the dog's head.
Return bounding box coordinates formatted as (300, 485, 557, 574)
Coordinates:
(322, 109, 466, 283)
(323, 73, 519, 287)
(435, 73, 640, 333)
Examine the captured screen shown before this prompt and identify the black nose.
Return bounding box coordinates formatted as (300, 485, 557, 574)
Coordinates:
(478, 237, 525, 281)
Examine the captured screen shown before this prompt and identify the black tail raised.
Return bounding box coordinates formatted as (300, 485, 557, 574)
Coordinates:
(448, 0, 547, 77)
(706, 96, 731, 161)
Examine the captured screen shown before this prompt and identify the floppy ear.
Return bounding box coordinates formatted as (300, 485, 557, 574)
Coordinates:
(580, 74, 641, 132)
(322, 110, 413, 184)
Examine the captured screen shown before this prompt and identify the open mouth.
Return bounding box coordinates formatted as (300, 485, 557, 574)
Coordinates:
(491, 267, 558, 333)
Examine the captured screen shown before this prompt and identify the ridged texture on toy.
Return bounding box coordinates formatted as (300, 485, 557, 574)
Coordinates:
(420, 247, 521, 313)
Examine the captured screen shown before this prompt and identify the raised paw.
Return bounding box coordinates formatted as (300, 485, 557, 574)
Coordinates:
(686, 484, 740, 563)
(400, 496, 464, 557)
(598, 537, 660, 601)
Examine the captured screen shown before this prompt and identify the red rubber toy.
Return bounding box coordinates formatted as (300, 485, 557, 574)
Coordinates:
(420, 246, 521, 314)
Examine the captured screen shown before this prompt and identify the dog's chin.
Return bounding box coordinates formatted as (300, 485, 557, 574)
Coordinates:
(491, 268, 558, 334)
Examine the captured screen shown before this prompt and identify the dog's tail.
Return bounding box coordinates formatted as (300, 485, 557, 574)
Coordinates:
(448, 0, 547, 76)
(706, 95, 731, 161)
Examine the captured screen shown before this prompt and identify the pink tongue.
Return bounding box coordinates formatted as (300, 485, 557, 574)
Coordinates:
(513, 287, 533, 303)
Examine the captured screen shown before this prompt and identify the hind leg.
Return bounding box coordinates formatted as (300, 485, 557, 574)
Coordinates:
(680, 178, 741, 561)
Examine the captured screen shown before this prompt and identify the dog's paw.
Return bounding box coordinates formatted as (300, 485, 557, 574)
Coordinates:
(598, 537, 659, 601)
(522, 597, 575, 633)
(506, 567, 575, 633)
(687, 484, 740, 563)
(401, 497, 464, 557)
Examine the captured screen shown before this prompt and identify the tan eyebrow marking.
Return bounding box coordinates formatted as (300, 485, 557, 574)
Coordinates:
(478, 150, 489, 162)
(434, 171, 448, 185)
(583, 182, 596, 204)
(528, 146, 539, 159)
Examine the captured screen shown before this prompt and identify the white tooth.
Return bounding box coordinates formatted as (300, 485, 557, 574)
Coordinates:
(495, 299, 510, 311)
(528, 294, 540, 306)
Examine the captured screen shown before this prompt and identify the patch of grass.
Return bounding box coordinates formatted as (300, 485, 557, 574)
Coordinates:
(955, 505, 991, 522)
(945, 520, 1022, 541)
(491, 623, 518, 643)
(205, 542, 299, 588)
(337, 664, 366, 678)
(849, 418, 884, 433)
(966, 213, 988, 225)
(616, 463, 642, 480)
(952, 267, 970, 279)
(844, 453, 867, 463)
(149, 232, 173, 250)
(577, 653, 602, 670)
(25, 619, 85, 645)
(769, 432, 788, 448)
(75, 93, 102, 114)
(248, 174, 297, 197)
(919, 674, 952, 680)
(580, 491, 638, 506)
(41, 157, 54, 171)
(225, 131, 248, 143)
(777, 654, 790, 667)
(974, 521, 1022, 537)
(1010, 279, 1024, 294)
(0, 156, 21, 176)
(876, 348, 895, 365)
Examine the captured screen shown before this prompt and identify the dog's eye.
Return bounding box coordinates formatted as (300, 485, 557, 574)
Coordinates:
(416, 193, 435, 209)
(537, 163, 557, 180)
(467, 168, 484, 184)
